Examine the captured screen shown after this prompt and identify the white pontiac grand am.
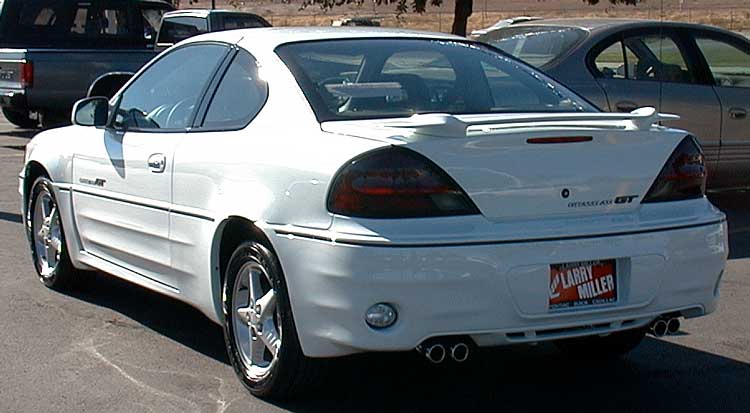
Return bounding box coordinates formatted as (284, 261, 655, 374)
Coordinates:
(19, 27, 728, 399)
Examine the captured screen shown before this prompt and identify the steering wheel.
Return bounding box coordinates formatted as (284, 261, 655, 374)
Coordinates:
(124, 107, 160, 129)
(165, 98, 193, 129)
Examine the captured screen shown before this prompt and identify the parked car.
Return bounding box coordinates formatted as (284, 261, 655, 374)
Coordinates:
(155, 9, 270, 52)
(474, 19, 750, 190)
(0, 0, 174, 128)
(21, 27, 727, 399)
(331, 17, 381, 27)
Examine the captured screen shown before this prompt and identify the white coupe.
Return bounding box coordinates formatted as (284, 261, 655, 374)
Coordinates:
(19, 27, 728, 399)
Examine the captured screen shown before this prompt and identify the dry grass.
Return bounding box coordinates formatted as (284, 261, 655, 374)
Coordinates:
(192, 1, 750, 33)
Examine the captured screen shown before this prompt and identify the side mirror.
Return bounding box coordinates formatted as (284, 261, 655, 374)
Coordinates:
(72, 97, 109, 127)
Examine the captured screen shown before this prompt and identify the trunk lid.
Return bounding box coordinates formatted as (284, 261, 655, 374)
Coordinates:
(322, 112, 684, 221)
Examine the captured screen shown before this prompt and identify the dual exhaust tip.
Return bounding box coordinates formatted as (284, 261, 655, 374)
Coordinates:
(649, 316, 681, 337)
(418, 340, 470, 364)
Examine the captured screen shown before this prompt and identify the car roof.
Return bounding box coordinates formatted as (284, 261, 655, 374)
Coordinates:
(163, 9, 260, 19)
(185, 26, 463, 51)
(507, 18, 737, 35)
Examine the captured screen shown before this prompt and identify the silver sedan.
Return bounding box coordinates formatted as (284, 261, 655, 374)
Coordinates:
(475, 19, 750, 190)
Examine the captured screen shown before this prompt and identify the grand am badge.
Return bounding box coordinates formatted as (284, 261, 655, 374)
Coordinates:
(568, 195, 638, 208)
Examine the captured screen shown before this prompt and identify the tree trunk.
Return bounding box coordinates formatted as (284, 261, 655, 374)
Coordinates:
(451, 0, 473, 37)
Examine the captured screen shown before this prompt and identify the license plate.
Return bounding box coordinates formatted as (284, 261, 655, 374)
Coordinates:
(549, 260, 616, 310)
(0, 70, 14, 81)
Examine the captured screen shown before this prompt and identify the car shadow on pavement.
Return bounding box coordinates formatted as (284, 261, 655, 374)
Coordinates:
(0, 211, 22, 223)
(60, 270, 750, 413)
(277, 340, 750, 413)
(709, 191, 750, 259)
(62, 271, 229, 364)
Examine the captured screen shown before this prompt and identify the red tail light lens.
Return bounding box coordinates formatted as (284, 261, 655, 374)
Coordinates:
(643, 136, 706, 203)
(327, 147, 480, 218)
(21, 61, 33, 88)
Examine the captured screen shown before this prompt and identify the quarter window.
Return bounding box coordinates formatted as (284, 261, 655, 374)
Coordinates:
(202, 51, 268, 129)
(114, 44, 227, 131)
(594, 41, 626, 79)
(695, 37, 750, 88)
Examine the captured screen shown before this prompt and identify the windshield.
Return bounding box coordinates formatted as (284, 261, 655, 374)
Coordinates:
(477, 26, 586, 67)
(277, 39, 595, 122)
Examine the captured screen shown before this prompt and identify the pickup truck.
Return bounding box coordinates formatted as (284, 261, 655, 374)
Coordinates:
(0, 0, 174, 128)
(154, 9, 270, 52)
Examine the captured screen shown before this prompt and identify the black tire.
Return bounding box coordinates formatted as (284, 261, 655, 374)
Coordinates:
(28, 177, 77, 290)
(554, 327, 647, 360)
(222, 241, 320, 399)
(2, 107, 38, 128)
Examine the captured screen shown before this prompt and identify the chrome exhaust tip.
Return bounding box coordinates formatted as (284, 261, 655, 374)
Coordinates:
(650, 319, 668, 337)
(450, 343, 470, 363)
(666, 318, 681, 335)
(423, 344, 446, 364)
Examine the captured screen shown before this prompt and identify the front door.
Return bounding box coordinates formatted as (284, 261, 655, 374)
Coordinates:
(693, 32, 750, 189)
(71, 43, 229, 287)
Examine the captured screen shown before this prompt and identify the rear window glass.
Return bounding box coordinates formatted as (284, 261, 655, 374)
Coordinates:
(215, 14, 270, 30)
(157, 16, 208, 45)
(277, 39, 594, 122)
(478, 26, 586, 67)
(0, 0, 171, 49)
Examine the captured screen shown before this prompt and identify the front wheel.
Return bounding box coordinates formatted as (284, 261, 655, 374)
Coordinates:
(28, 177, 76, 289)
(554, 327, 647, 359)
(222, 241, 320, 399)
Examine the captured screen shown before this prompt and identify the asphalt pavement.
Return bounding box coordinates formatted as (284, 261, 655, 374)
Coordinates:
(0, 117, 748, 412)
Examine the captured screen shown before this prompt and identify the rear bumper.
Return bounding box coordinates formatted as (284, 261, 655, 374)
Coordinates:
(269, 218, 727, 358)
(0, 89, 27, 110)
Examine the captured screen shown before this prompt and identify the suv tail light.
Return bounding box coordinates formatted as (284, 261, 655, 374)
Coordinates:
(21, 61, 33, 88)
(327, 147, 480, 218)
(643, 136, 706, 203)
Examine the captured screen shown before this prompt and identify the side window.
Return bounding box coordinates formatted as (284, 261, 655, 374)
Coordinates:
(157, 17, 208, 45)
(623, 34, 694, 83)
(594, 41, 626, 79)
(202, 51, 268, 129)
(695, 36, 750, 88)
(114, 44, 227, 131)
(593, 35, 694, 83)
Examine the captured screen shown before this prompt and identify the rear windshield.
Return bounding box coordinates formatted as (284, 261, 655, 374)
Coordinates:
(157, 16, 208, 45)
(477, 26, 586, 67)
(0, 0, 172, 49)
(277, 39, 594, 122)
(214, 13, 270, 30)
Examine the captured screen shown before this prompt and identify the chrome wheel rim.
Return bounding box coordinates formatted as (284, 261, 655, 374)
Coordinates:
(232, 261, 281, 380)
(32, 188, 62, 278)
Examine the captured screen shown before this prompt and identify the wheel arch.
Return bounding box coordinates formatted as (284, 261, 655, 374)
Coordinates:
(23, 161, 50, 224)
(210, 215, 277, 322)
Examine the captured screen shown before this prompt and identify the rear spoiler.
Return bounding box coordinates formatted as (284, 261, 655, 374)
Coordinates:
(383, 107, 680, 137)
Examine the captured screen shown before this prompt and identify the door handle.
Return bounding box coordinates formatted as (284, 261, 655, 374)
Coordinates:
(148, 153, 166, 173)
(615, 101, 638, 112)
(729, 107, 747, 120)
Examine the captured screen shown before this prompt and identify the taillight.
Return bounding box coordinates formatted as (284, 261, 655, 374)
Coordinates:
(327, 147, 480, 218)
(21, 61, 33, 88)
(642, 136, 706, 203)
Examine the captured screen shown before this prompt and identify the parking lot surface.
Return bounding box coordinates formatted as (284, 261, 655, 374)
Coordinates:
(0, 117, 748, 412)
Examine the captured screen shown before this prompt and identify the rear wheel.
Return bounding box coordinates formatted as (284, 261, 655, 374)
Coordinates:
(554, 327, 647, 359)
(28, 177, 76, 290)
(2, 107, 38, 128)
(222, 241, 320, 399)
(40, 111, 69, 129)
